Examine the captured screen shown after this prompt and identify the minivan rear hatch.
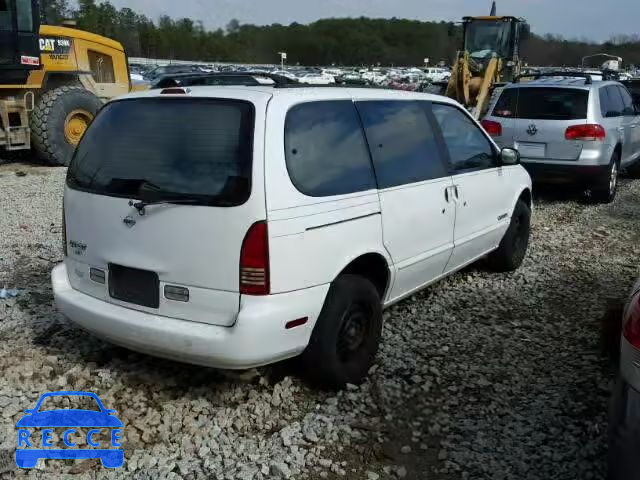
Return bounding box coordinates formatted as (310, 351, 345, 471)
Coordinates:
(64, 93, 269, 327)
(492, 87, 589, 161)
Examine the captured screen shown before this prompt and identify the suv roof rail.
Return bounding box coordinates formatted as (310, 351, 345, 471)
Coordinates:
(514, 71, 594, 85)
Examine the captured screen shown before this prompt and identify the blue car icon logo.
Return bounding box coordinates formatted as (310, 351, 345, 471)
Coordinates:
(15, 391, 123, 469)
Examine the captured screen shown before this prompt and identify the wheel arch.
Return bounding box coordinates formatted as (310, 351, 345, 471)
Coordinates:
(517, 187, 532, 210)
(39, 72, 99, 97)
(614, 143, 622, 163)
(337, 252, 392, 301)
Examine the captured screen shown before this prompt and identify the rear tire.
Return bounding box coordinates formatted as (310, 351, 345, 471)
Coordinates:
(590, 153, 619, 204)
(30, 86, 103, 167)
(300, 274, 382, 389)
(487, 199, 531, 272)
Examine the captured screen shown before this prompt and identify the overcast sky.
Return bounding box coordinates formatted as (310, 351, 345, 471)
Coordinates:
(107, 0, 638, 43)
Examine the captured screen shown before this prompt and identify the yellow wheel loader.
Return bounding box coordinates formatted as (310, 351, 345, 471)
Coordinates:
(445, 2, 530, 119)
(0, 1, 131, 166)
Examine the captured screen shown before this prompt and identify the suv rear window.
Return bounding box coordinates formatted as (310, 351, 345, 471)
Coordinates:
(67, 98, 255, 206)
(492, 87, 588, 120)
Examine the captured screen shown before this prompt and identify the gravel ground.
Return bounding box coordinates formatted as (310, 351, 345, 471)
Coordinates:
(0, 162, 639, 480)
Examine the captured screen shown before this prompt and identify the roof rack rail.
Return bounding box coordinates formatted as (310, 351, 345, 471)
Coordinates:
(273, 83, 383, 89)
(514, 71, 594, 85)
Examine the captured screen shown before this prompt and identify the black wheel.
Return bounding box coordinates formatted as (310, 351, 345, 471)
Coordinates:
(487, 199, 531, 272)
(590, 153, 619, 204)
(30, 86, 103, 166)
(300, 274, 382, 389)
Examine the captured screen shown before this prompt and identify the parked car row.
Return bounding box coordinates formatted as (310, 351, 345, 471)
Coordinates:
(128, 61, 452, 90)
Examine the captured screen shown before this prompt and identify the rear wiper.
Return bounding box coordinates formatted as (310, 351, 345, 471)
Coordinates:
(129, 198, 204, 215)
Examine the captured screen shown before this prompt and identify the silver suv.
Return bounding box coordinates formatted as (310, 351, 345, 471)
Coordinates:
(482, 75, 640, 202)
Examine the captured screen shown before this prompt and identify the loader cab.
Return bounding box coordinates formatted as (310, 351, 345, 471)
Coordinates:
(0, 0, 40, 84)
(462, 16, 528, 82)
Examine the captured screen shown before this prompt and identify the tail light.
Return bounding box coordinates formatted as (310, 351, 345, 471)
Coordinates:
(240, 221, 270, 295)
(481, 119, 502, 137)
(623, 291, 640, 349)
(565, 124, 606, 141)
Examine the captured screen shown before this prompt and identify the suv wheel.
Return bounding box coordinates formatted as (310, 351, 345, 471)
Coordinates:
(487, 199, 531, 272)
(591, 154, 619, 204)
(300, 274, 382, 389)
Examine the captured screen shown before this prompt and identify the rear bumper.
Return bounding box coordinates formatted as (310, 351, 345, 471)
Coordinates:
(609, 378, 640, 480)
(52, 263, 329, 369)
(521, 162, 609, 184)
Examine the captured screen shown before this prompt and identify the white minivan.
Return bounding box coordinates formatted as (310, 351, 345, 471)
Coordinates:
(52, 86, 532, 388)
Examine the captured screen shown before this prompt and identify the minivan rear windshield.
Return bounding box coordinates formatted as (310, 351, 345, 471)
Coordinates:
(493, 87, 589, 120)
(67, 98, 255, 206)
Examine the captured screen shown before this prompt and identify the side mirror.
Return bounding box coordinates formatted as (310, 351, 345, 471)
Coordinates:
(500, 148, 520, 166)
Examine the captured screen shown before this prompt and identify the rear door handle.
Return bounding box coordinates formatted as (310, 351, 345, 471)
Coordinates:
(445, 187, 450, 203)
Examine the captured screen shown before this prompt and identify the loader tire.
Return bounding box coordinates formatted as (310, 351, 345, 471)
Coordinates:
(31, 86, 103, 167)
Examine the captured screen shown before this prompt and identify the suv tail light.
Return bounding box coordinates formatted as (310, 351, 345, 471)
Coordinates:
(565, 124, 606, 141)
(481, 119, 502, 137)
(240, 221, 270, 295)
(623, 291, 640, 349)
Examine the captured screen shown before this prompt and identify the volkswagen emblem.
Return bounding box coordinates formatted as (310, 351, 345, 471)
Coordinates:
(526, 124, 538, 136)
(123, 216, 136, 228)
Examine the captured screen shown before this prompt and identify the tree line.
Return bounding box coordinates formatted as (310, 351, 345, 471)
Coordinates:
(43, 0, 640, 67)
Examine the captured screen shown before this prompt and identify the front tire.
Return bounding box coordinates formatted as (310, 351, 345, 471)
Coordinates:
(301, 275, 382, 389)
(487, 199, 531, 272)
(30, 86, 103, 167)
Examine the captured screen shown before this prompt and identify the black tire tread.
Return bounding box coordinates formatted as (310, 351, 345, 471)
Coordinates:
(301, 274, 382, 389)
(590, 153, 619, 204)
(30, 85, 101, 166)
(487, 199, 531, 272)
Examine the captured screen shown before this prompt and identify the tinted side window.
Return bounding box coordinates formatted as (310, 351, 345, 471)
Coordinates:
(16, 0, 33, 32)
(0, 0, 12, 31)
(356, 100, 448, 189)
(284, 101, 376, 197)
(617, 86, 635, 115)
(432, 103, 496, 172)
(604, 86, 624, 117)
(599, 88, 611, 117)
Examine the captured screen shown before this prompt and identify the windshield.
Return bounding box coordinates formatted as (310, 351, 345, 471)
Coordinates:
(465, 20, 512, 59)
(67, 98, 255, 206)
(38, 395, 101, 412)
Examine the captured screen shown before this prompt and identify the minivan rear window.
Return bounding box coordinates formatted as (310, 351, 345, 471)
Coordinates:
(493, 88, 588, 120)
(67, 98, 255, 206)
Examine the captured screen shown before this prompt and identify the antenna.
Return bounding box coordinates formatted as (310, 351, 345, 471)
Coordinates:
(490, 1, 497, 16)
